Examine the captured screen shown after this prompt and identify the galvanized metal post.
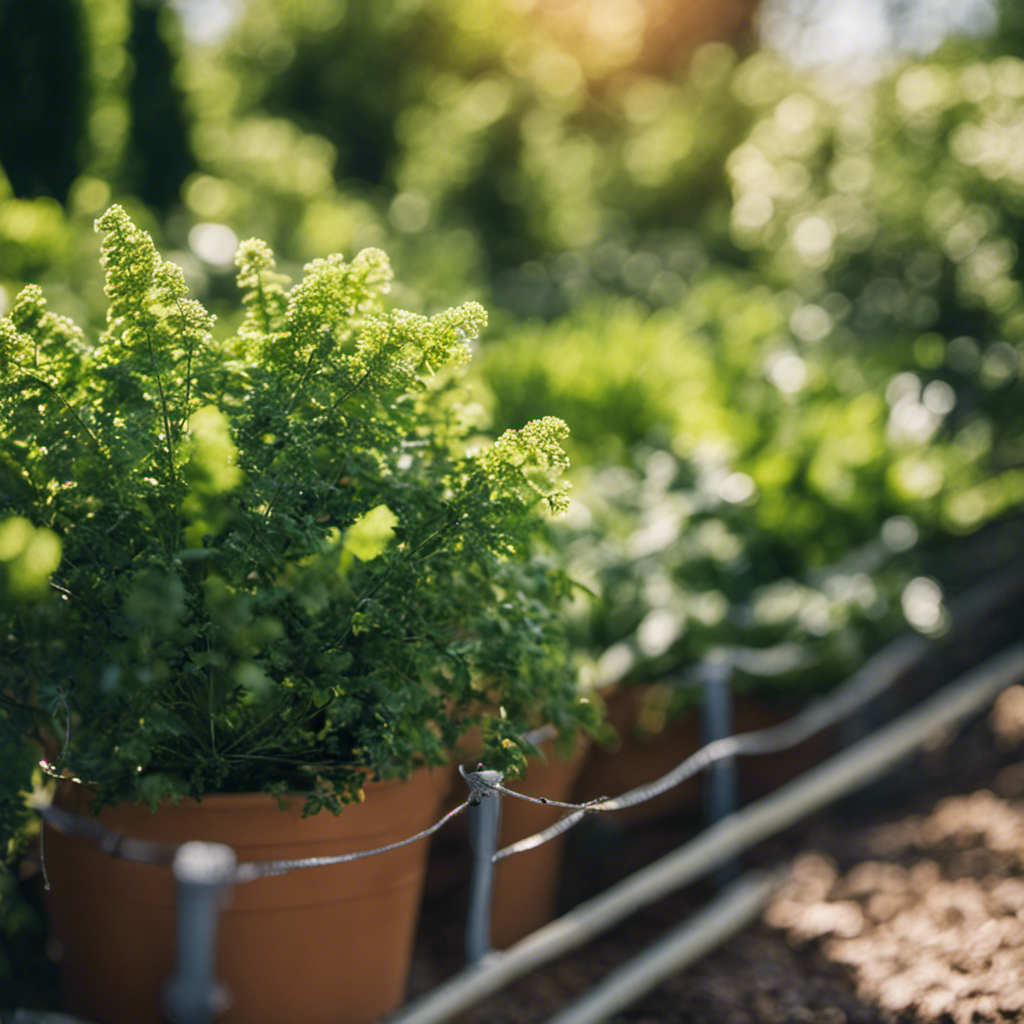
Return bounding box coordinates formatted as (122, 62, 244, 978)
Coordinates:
(162, 841, 236, 1024)
(700, 657, 739, 884)
(700, 657, 736, 825)
(463, 769, 503, 965)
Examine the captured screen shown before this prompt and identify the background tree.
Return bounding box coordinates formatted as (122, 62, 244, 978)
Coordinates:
(0, 0, 88, 204)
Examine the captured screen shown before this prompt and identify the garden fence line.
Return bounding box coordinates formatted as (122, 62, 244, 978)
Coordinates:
(24, 564, 1024, 1024)
(34, 561, 1024, 881)
(391, 640, 1024, 1024)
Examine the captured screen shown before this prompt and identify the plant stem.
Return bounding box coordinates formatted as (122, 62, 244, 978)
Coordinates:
(285, 341, 322, 416)
(207, 645, 217, 755)
(175, 297, 197, 427)
(145, 326, 177, 483)
(21, 372, 105, 454)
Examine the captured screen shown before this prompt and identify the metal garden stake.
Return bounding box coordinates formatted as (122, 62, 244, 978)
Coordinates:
(700, 657, 737, 825)
(700, 657, 740, 883)
(162, 841, 237, 1024)
(462, 765, 504, 964)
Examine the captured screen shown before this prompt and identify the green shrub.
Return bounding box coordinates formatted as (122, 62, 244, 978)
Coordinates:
(476, 276, 1008, 696)
(0, 206, 598, 824)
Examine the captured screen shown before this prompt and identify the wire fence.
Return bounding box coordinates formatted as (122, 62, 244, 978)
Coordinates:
(36, 563, 1024, 877)
(391, 641, 1024, 1024)
(25, 563, 1024, 1024)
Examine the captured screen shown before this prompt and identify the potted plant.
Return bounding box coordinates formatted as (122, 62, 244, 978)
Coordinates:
(0, 205, 599, 1024)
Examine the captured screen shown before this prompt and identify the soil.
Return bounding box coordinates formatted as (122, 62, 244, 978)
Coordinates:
(409, 681, 1024, 1024)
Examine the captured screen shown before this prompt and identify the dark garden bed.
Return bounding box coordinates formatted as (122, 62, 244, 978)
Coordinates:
(411, 670, 1024, 1024)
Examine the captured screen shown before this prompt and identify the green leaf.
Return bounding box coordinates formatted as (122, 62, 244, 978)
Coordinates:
(344, 504, 398, 562)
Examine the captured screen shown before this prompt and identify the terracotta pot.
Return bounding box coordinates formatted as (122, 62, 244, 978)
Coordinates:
(573, 685, 705, 825)
(43, 768, 449, 1024)
(573, 685, 829, 825)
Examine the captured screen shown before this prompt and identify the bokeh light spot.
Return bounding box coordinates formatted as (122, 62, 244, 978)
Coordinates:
(792, 215, 835, 263)
(766, 350, 808, 393)
(188, 223, 239, 267)
(901, 576, 948, 634)
(390, 191, 431, 234)
(881, 515, 919, 552)
(790, 303, 832, 342)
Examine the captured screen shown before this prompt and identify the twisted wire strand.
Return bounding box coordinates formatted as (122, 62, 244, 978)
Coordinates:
(37, 802, 180, 866)
(240, 758, 609, 878)
(235, 799, 474, 881)
(493, 632, 931, 860)
(33, 769, 591, 883)
(36, 796, 475, 882)
(491, 784, 609, 811)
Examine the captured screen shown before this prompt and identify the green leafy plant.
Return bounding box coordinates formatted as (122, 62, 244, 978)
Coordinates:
(0, 206, 597, 822)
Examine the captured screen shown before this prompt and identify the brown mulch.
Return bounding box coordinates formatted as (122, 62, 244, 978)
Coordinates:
(410, 683, 1024, 1024)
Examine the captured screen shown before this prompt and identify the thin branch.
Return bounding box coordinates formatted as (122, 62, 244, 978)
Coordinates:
(328, 508, 466, 653)
(145, 325, 177, 483)
(285, 342, 322, 418)
(20, 371, 105, 454)
(330, 364, 374, 413)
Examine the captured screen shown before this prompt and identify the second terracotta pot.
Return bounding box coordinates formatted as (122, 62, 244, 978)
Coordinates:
(574, 685, 829, 825)
(572, 686, 704, 824)
(489, 738, 590, 948)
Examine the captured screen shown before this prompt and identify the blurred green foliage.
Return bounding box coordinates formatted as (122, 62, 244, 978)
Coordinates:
(187, 0, 755, 291)
(474, 270, 1013, 696)
(0, 0, 389, 331)
(723, 47, 1024, 524)
(465, 27, 1022, 701)
(0, 0, 1020, 698)
(0, 0, 185, 334)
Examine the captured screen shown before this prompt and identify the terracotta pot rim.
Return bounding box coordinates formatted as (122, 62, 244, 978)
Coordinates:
(59, 764, 449, 813)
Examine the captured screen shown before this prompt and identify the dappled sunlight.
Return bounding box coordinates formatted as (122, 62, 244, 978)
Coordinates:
(1, 3, 1024, 1019)
(766, 787, 1024, 1023)
(532, 0, 756, 79)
